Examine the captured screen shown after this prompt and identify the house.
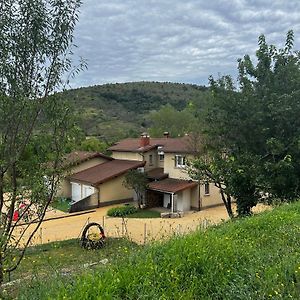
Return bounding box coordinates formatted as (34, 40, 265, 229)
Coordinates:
(108, 133, 223, 213)
(56, 151, 145, 212)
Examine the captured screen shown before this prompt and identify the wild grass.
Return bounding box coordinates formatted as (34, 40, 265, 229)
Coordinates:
(13, 202, 300, 299)
(1, 238, 139, 299)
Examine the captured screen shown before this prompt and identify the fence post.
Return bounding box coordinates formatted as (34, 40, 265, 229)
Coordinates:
(40, 227, 43, 244)
(144, 223, 147, 244)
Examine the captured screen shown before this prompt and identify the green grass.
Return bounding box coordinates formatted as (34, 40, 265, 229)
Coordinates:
(1, 238, 140, 299)
(126, 210, 161, 218)
(14, 202, 300, 299)
(51, 197, 71, 212)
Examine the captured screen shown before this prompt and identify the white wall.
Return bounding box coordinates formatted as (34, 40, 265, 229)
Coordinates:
(71, 182, 95, 202)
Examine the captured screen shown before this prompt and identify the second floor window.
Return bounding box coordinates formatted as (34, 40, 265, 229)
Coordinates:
(175, 155, 186, 168)
(159, 154, 164, 161)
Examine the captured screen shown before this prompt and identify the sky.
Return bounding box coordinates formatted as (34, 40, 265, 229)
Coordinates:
(70, 0, 300, 89)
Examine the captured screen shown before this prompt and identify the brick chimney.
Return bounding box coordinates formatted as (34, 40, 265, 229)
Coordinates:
(163, 131, 169, 138)
(140, 133, 150, 147)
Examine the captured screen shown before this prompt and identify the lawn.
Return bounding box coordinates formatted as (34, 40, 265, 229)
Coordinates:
(1, 238, 140, 299)
(126, 209, 161, 218)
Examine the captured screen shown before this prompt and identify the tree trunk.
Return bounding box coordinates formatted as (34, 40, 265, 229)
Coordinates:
(220, 189, 234, 218)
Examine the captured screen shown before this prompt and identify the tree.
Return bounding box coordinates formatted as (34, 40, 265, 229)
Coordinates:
(79, 137, 110, 154)
(148, 104, 197, 137)
(123, 170, 148, 208)
(0, 0, 83, 284)
(189, 31, 300, 216)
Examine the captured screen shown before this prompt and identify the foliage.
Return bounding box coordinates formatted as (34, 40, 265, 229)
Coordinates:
(51, 197, 71, 213)
(16, 201, 300, 299)
(107, 205, 138, 217)
(148, 104, 197, 137)
(78, 137, 110, 154)
(0, 0, 82, 284)
(190, 31, 300, 216)
(62, 82, 208, 141)
(123, 170, 148, 208)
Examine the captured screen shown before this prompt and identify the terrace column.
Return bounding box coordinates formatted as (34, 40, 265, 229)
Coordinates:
(171, 193, 174, 213)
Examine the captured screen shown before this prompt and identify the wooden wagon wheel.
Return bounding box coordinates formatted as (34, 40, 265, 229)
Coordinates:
(80, 222, 106, 250)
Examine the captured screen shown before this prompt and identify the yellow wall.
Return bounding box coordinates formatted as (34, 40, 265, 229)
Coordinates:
(111, 152, 142, 161)
(200, 183, 223, 208)
(142, 149, 157, 171)
(111, 150, 157, 171)
(56, 157, 109, 198)
(163, 153, 192, 179)
(98, 174, 133, 204)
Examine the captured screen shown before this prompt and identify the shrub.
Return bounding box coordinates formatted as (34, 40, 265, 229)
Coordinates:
(107, 205, 137, 217)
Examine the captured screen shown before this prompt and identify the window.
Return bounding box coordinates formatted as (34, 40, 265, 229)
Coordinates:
(175, 155, 186, 168)
(159, 154, 164, 161)
(204, 182, 210, 195)
(149, 154, 153, 166)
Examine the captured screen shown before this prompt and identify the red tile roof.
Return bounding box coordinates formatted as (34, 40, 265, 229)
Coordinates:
(69, 159, 145, 186)
(146, 168, 168, 180)
(148, 178, 197, 193)
(108, 136, 193, 154)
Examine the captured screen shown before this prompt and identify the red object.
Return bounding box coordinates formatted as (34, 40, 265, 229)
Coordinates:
(13, 210, 19, 221)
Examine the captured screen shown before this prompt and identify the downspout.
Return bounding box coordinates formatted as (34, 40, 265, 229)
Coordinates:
(97, 186, 100, 208)
(198, 179, 201, 211)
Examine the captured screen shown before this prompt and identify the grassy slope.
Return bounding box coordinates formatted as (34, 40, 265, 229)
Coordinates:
(19, 202, 300, 299)
(63, 81, 208, 141)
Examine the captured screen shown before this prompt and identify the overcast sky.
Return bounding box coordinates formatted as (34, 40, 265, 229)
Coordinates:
(70, 0, 300, 88)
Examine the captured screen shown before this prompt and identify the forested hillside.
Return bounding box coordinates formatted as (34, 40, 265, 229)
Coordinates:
(62, 82, 208, 141)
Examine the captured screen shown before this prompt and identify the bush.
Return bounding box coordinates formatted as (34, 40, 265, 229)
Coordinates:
(107, 204, 137, 217)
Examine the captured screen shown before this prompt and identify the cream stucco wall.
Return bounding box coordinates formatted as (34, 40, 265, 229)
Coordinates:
(98, 174, 133, 204)
(163, 153, 192, 179)
(200, 183, 223, 208)
(111, 152, 142, 161)
(56, 157, 109, 198)
(111, 150, 158, 171)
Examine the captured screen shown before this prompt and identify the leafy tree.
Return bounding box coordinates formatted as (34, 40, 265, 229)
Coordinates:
(79, 137, 110, 154)
(148, 104, 197, 137)
(190, 31, 300, 216)
(0, 0, 82, 284)
(123, 170, 148, 208)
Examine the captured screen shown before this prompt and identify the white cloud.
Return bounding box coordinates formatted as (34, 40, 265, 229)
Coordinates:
(69, 0, 300, 88)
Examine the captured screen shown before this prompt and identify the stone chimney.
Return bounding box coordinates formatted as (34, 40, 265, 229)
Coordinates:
(163, 131, 169, 138)
(140, 132, 150, 147)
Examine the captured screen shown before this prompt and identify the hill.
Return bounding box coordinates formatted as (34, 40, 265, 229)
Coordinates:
(18, 202, 300, 299)
(62, 82, 208, 141)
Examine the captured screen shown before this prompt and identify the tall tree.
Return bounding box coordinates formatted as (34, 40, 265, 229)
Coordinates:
(0, 0, 83, 284)
(123, 170, 148, 208)
(189, 31, 300, 216)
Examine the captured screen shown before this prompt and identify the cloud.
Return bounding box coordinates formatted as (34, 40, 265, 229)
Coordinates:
(69, 0, 300, 88)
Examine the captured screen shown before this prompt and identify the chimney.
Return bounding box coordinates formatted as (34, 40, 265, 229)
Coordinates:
(140, 132, 150, 147)
(163, 131, 169, 138)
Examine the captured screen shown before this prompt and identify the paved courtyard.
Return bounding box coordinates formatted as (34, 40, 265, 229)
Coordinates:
(18, 203, 270, 246)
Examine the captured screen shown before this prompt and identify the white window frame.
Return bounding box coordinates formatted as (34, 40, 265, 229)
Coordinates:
(175, 155, 186, 168)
